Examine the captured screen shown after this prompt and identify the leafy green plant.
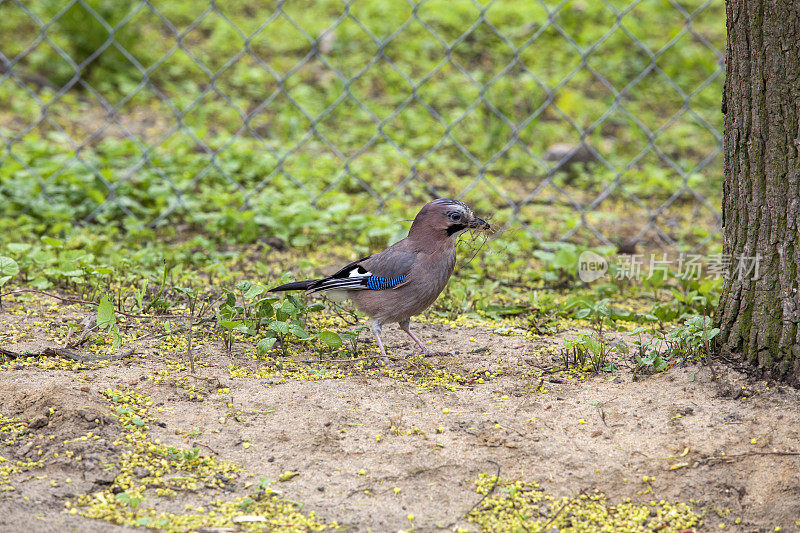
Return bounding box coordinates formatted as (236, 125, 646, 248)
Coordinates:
(142, 263, 172, 315)
(318, 330, 343, 350)
(336, 325, 371, 356)
(114, 491, 143, 510)
(560, 332, 617, 374)
(132, 279, 149, 314)
(628, 327, 670, 373)
(173, 286, 202, 317)
(434, 275, 500, 320)
(532, 242, 583, 285)
(627, 314, 719, 376)
(96, 294, 122, 349)
(564, 295, 633, 336)
(521, 291, 559, 335)
(670, 276, 723, 316)
(181, 446, 201, 461)
(667, 315, 720, 360)
(643, 301, 679, 329)
(639, 268, 723, 326)
(0, 256, 19, 308)
(533, 243, 616, 285)
(43, 0, 146, 88)
(481, 303, 530, 321)
(573, 297, 612, 334)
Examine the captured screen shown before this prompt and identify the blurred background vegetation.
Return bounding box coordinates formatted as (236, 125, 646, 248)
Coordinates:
(0, 0, 724, 253)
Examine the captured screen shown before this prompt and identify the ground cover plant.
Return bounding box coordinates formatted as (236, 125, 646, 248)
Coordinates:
(2, 0, 800, 531)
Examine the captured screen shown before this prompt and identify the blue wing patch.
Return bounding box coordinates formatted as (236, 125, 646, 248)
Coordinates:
(366, 275, 407, 290)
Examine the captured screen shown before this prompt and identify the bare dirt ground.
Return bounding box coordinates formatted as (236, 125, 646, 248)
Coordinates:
(1, 297, 799, 532)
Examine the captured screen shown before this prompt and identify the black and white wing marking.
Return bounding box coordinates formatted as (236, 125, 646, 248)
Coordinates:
(306, 258, 407, 293)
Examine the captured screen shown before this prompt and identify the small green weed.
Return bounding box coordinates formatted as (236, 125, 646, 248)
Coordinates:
(627, 314, 719, 376)
(0, 256, 19, 308)
(561, 332, 619, 374)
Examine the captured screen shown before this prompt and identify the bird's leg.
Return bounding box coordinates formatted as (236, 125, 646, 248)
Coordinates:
(399, 319, 442, 357)
(399, 320, 430, 356)
(370, 321, 391, 364)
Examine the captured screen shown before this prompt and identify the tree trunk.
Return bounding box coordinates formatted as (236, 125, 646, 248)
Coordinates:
(718, 0, 800, 385)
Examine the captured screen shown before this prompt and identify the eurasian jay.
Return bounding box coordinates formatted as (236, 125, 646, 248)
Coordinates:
(270, 199, 490, 360)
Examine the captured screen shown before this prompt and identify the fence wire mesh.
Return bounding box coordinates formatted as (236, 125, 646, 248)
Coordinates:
(0, 0, 724, 251)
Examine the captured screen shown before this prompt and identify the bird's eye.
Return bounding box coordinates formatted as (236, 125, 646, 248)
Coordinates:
(449, 212, 461, 222)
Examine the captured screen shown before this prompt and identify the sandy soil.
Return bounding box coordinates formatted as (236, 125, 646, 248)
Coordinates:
(1, 301, 799, 532)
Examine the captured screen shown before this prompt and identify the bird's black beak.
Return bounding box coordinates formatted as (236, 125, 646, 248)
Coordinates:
(469, 217, 490, 230)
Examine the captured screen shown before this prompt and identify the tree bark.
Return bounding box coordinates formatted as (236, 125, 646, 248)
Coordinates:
(718, 0, 800, 385)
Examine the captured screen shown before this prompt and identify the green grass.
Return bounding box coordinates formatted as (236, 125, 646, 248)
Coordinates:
(1, 0, 724, 251)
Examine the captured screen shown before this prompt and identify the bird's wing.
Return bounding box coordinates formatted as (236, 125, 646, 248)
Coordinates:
(307, 241, 416, 293)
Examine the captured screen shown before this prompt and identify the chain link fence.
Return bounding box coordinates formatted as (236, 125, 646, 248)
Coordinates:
(0, 0, 724, 251)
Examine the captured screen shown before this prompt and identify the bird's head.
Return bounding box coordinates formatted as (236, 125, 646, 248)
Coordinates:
(409, 198, 490, 240)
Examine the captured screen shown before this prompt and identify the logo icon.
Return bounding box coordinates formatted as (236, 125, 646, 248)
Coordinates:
(578, 251, 607, 282)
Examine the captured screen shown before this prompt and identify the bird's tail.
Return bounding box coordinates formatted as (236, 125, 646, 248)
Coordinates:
(269, 279, 318, 292)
